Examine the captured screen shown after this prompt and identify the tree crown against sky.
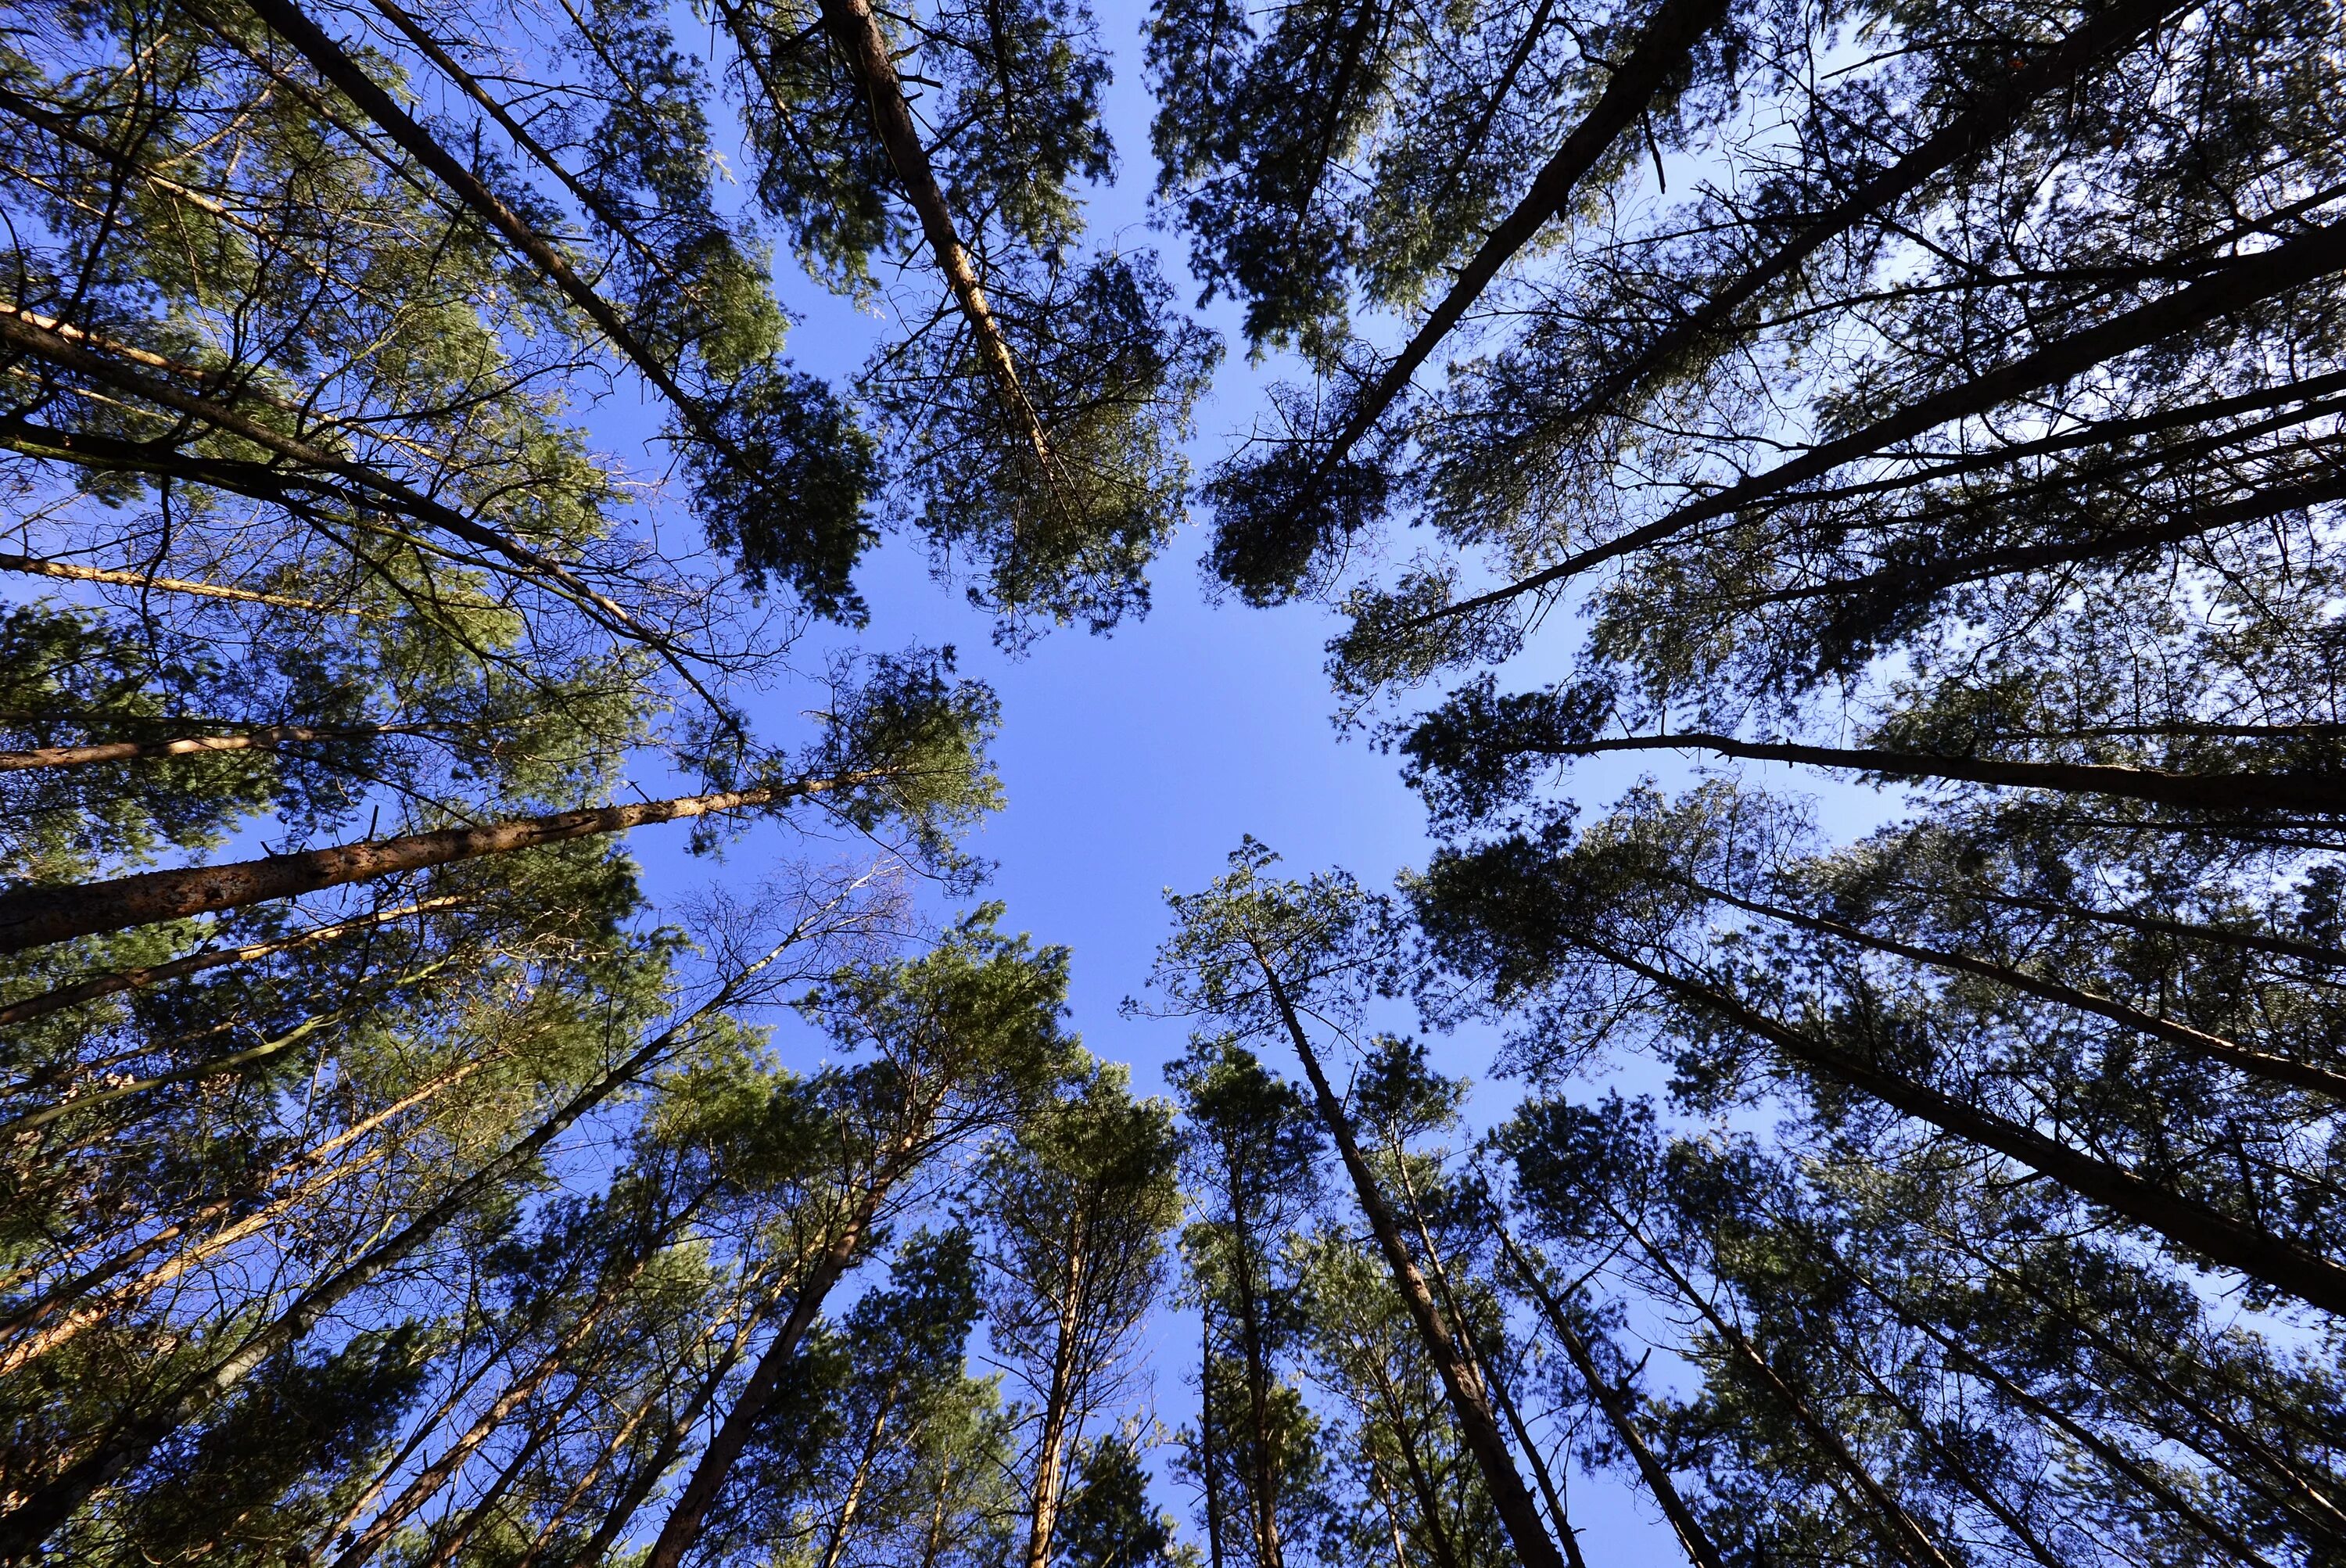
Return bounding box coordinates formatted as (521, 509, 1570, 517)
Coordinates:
(7, 0, 2346, 1563)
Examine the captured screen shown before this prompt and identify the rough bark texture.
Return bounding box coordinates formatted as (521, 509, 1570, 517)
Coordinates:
(0, 782, 816, 955)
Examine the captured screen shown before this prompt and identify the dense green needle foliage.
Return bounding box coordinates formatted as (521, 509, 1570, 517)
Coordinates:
(9, 0, 2346, 1561)
(1135, 0, 2346, 1561)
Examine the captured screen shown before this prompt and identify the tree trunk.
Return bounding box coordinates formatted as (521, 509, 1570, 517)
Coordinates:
(1199, 1302, 1228, 1568)
(0, 548, 356, 615)
(0, 721, 440, 773)
(1437, 215, 2346, 619)
(642, 1164, 907, 1568)
(1534, 731, 2346, 816)
(1310, 0, 1731, 480)
(771, 0, 1056, 472)
(1554, 0, 2186, 432)
(0, 960, 756, 1558)
(1673, 873, 2346, 1100)
(1491, 1225, 1729, 1568)
(1614, 1211, 1958, 1568)
(1582, 935, 2346, 1318)
(0, 777, 852, 955)
(1021, 1241, 1089, 1568)
(0, 895, 467, 1028)
(0, 1050, 493, 1372)
(1252, 953, 1566, 1568)
(1229, 1186, 1284, 1568)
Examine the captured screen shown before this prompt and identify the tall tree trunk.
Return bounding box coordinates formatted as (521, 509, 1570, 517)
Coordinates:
(1308, 0, 1731, 482)
(0, 548, 357, 615)
(1670, 873, 2346, 1099)
(719, 0, 1055, 472)
(0, 953, 767, 1559)
(0, 776, 859, 954)
(1436, 216, 2346, 620)
(0, 1050, 493, 1372)
(1199, 1301, 1228, 1568)
(1391, 1154, 1584, 1568)
(1491, 1225, 1728, 1568)
(0, 895, 466, 1028)
(1251, 952, 1567, 1568)
(1553, 0, 2188, 432)
(817, 1381, 902, 1568)
(1229, 1188, 1284, 1568)
(1021, 1241, 1089, 1568)
(1526, 731, 2346, 816)
(0, 721, 440, 773)
(642, 1161, 909, 1568)
(1612, 1210, 1958, 1568)
(1580, 935, 2346, 1317)
(326, 1254, 652, 1568)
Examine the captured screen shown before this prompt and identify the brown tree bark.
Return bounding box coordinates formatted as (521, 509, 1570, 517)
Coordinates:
(1250, 949, 1567, 1568)
(0, 948, 775, 1559)
(0, 776, 856, 955)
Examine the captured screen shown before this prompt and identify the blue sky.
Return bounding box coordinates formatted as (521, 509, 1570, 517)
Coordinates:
(612, 5, 1772, 1552)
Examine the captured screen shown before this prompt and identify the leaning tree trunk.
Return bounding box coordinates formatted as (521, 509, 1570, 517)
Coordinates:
(1250, 952, 1567, 1568)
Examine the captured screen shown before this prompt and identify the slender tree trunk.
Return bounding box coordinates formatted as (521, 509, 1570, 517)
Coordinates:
(1310, 0, 1731, 481)
(1581, 935, 2346, 1317)
(756, 0, 1056, 472)
(816, 1382, 902, 1568)
(0, 777, 857, 954)
(1612, 1211, 1958, 1568)
(1229, 1187, 1284, 1568)
(235, 0, 720, 447)
(1880, 881, 2346, 971)
(0, 549, 356, 615)
(0, 895, 466, 1028)
(0, 721, 441, 773)
(1392, 1157, 1584, 1568)
(641, 1167, 905, 1568)
(1826, 1237, 2283, 1568)
(0, 960, 758, 1558)
(3, 953, 458, 1134)
(1358, 1355, 1465, 1568)
(0, 1050, 493, 1371)
(1554, 0, 2187, 431)
(1492, 1225, 1729, 1568)
(1437, 215, 2346, 619)
(1251, 953, 1566, 1568)
(1199, 1301, 1228, 1568)
(326, 1254, 651, 1568)
(1530, 731, 2346, 816)
(1671, 873, 2346, 1100)
(1021, 1243, 1089, 1568)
